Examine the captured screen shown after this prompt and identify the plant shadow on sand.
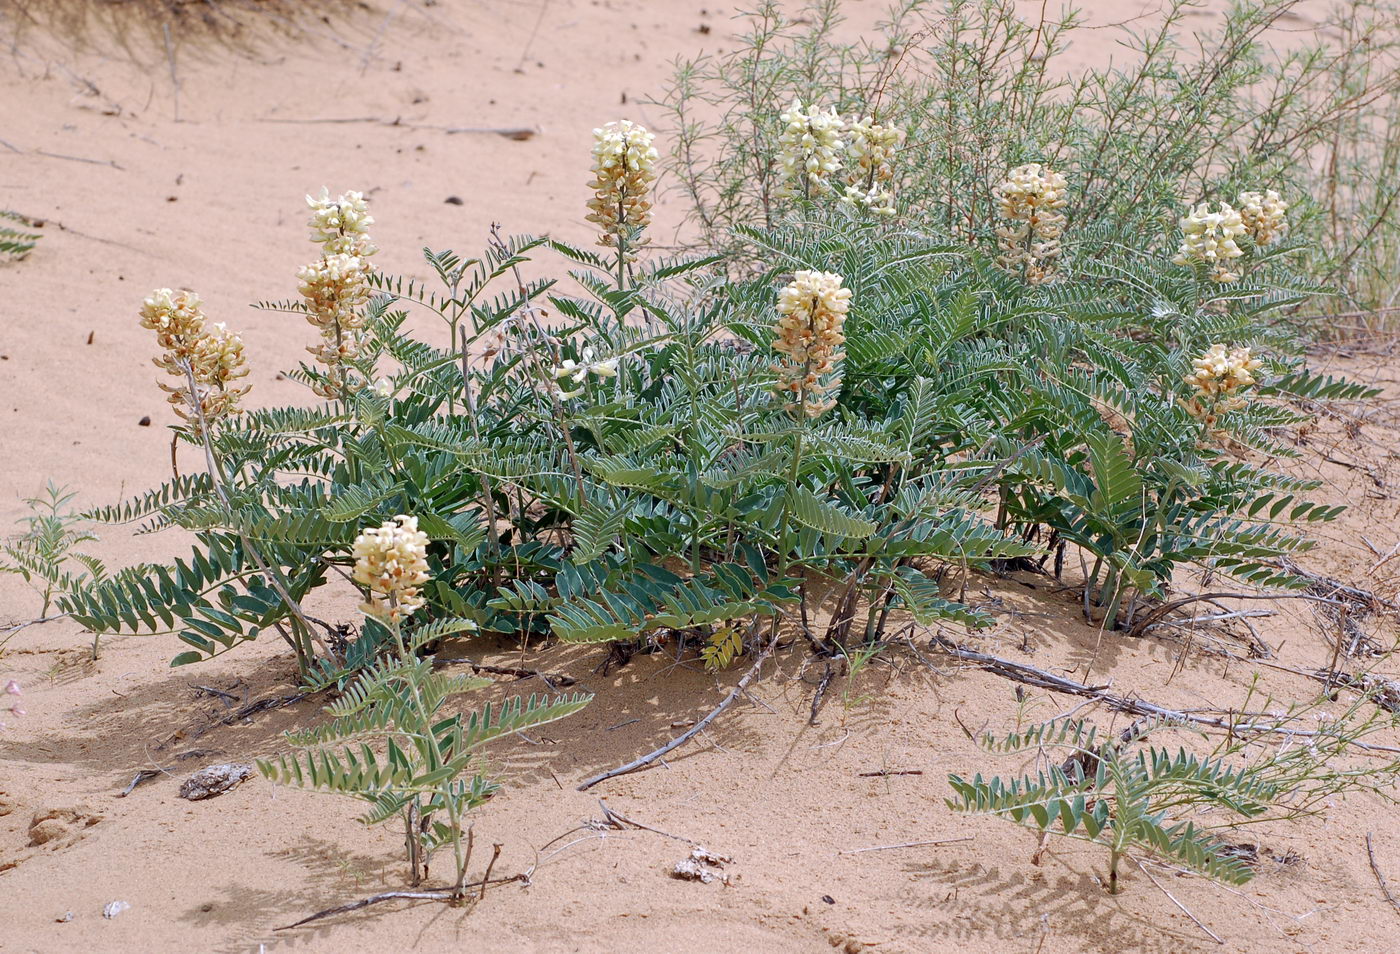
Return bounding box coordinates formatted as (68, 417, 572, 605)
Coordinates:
(897, 854, 1219, 953)
(179, 834, 408, 953)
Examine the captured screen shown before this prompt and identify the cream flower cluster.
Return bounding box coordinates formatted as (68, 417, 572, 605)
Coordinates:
(839, 117, 901, 217)
(140, 288, 250, 433)
(298, 190, 377, 399)
(776, 99, 846, 200)
(993, 163, 1068, 285)
(307, 188, 378, 258)
(352, 515, 431, 623)
(1183, 343, 1263, 425)
(552, 345, 619, 398)
(773, 270, 851, 418)
(1173, 202, 1246, 282)
(585, 120, 658, 260)
(1237, 189, 1287, 247)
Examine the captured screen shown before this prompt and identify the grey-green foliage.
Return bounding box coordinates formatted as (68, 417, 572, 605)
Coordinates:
(658, 0, 1400, 318)
(59, 220, 1033, 678)
(0, 210, 40, 260)
(725, 212, 1369, 629)
(259, 617, 591, 891)
(948, 718, 1275, 892)
(56, 205, 1370, 674)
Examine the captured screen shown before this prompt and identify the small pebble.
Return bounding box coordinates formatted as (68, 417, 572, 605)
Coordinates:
(444, 196, 464, 205)
(138, 416, 151, 427)
(102, 900, 130, 919)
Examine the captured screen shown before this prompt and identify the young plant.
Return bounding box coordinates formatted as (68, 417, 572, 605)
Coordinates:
(1, 483, 102, 620)
(258, 514, 590, 901)
(948, 698, 1400, 894)
(948, 718, 1269, 893)
(0, 210, 40, 260)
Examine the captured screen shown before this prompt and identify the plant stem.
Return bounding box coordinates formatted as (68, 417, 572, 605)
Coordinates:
(180, 360, 331, 672)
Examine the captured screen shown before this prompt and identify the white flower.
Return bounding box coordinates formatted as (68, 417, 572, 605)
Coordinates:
(552, 347, 619, 385)
(586, 120, 658, 258)
(840, 117, 901, 216)
(306, 188, 377, 257)
(1183, 343, 1264, 426)
(140, 290, 250, 433)
(1237, 189, 1288, 247)
(1173, 202, 1247, 282)
(352, 515, 430, 622)
(372, 377, 394, 397)
(773, 270, 851, 418)
(994, 163, 1069, 285)
(776, 99, 846, 200)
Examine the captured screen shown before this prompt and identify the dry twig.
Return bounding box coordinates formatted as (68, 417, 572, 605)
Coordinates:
(1368, 832, 1400, 919)
(577, 628, 779, 791)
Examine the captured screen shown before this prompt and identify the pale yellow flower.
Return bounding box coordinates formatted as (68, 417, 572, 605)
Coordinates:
(994, 164, 1068, 285)
(1173, 202, 1246, 282)
(773, 270, 851, 418)
(585, 120, 658, 260)
(1183, 343, 1263, 426)
(840, 117, 901, 217)
(1237, 189, 1287, 247)
(140, 290, 250, 434)
(297, 252, 373, 399)
(352, 515, 431, 623)
(776, 99, 845, 200)
(307, 188, 377, 258)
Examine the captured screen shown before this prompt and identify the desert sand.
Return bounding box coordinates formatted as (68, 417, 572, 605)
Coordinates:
(2, 1, 1399, 951)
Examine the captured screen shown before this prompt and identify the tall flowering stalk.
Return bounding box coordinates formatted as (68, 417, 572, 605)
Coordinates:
(1173, 202, 1246, 283)
(1183, 343, 1263, 428)
(1237, 189, 1288, 247)
(585, 120, 658, 288)
(139, 289, 327, 673)
(349, 512, 439, 884)
(773, 270, 851, 419)
(776, 99, 846, 201)
(351, 515, 431, 626)
(299, 189, 377, 399)
(993, 163, 1068, 285)
(140, 289, 250, 436)
(840, 117, 901, 218)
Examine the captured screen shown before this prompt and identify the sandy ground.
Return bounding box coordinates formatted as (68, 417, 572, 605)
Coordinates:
(3, 1, 1400, 951)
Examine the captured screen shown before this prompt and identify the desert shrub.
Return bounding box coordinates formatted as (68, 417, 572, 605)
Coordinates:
(57, 192, 1041, 678)
(723, 208, 1376, 629)
(659, 0, 1400, 327)
(14, 10, 1394, 925)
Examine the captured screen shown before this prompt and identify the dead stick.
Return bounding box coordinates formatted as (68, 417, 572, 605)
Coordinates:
(274, 878, 523, 931)
(598, 798, 695, 843)
(929, 634, 1400, 754)
(857, 769, 923, 777)
(809, 659, 834, 726)
(838, 836, 973, 855)
(435, 658, 575, 686)
(577, 630, 779, 791)
(1128, 590, 1348, 638)
(1368, 832, 1400, 919)
(479, 844, 502, 901)
(1134, 857, 1224, 945)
